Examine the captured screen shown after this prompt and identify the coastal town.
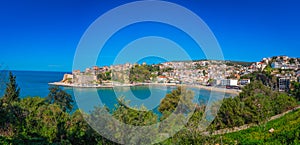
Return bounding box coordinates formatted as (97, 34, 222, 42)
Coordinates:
(52, 56, 300, 92)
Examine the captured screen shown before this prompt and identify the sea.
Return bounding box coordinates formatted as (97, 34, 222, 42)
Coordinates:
(0, 70, 235, 114)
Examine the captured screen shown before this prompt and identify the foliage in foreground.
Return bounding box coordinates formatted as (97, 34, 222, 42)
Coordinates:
(218, 108, 300, 144)
(159, 107, 300, 145)
(0, 72, 300, 144)
(2, 72, 20, 104)
(210, 81, 297, 130)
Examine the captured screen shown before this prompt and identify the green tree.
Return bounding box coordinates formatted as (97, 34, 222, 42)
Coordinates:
(239, 81, 272, 100)
(113, 98, 158, 144)
(35, 104, 69, 143)
(0, 101, 25, 138)
(240, 72, 278, 90)
(67, 110, 103, 144)
(211, 97, 245, 129)
(264, 65, 273, 75)
(161, 67, 174, 73)
(97, 71, 112, 83)
(2, 72, 20, 104)
(210, 81, 298, 130)
(47, 86, 73, 112)
(158, 87, 195, 120)
(87, 98, 158, 144)
(290, 82, 300, 101)
(88, 106, 119, 145)
(0, 72, 24, 137)
(129, 64, 151, 83)
(148, 64, 160, 72)
(272, 93, 297, 114)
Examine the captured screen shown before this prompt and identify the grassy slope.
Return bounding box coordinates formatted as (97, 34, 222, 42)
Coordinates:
(216, 109, 300, 144)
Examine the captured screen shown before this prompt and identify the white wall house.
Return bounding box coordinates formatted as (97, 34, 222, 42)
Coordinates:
(279, 78, 290, 92)
(271, 62, 281, 69)
(221, 79, 238, 86)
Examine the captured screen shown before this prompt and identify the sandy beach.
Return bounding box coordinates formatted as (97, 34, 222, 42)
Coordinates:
(179, 84, 241, 95)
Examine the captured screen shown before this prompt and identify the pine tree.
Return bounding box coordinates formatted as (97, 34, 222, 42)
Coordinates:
(158, 87, 195, 118)
(2, 72, 20, 104)
(47, 86, 73, 112)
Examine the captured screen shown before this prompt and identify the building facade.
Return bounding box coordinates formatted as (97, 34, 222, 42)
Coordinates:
(279, 78, 290, 92)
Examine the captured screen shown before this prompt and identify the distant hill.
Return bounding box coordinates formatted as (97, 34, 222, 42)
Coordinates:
(225, 60, 253, 67)
(193, 59, 253, 67)
(141, 59, 253, 67)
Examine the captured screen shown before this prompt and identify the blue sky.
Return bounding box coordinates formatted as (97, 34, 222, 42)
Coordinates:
(0, 0, 300, 72)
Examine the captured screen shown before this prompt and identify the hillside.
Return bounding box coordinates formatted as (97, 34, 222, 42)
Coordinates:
(215, 108, 300, 144)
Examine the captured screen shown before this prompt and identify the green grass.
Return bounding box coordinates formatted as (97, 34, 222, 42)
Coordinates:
(216, 109, 300, 144)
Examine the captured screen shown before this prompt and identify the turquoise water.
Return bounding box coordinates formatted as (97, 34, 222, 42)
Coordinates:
(2, 71, 235, 114)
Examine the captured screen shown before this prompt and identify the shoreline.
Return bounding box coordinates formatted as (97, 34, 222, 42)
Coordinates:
(180, 84, 241, 95)
(49, 82, 241, 95)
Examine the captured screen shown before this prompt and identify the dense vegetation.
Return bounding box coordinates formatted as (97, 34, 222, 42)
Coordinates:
(158, 86, 194, 119)
(0, 73, 104, 144)
(129, 64, 151, 83)
(210, 81, 297, 130)
(0, 72, 299, 144)
(2, 72, 20, 103)
(192, 60, 252, 67)
(158, 81, 299, 144)
(290, 81, 300, 101)
(225, 61, 253, 67)
(97, 71, 112, 83)
(240, 70, 278, 90)
(129, 64, 160, 83)
(216, 108, 300, 144)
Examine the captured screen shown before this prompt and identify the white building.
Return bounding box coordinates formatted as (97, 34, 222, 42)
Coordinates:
(271, 62, 281, 69)
(278, 78, 290, 92)
(240, 79, 251, 85)
(221, 79, 238, 86)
